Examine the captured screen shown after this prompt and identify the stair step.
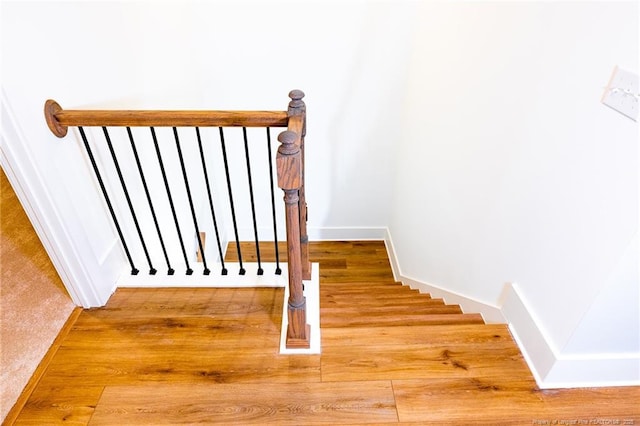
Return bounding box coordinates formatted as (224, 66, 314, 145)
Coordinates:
(320, 272, 396, 284)
(322, 301, 460, 314)
(320, 292, 429, 303)
(322, 323, 509, 348)
(321, 312, 485, 328)
(322, 295, 444, 308)
(320, 284, 423, 295)
(321, 280, 408, 287)
(321, 304, 462, 320)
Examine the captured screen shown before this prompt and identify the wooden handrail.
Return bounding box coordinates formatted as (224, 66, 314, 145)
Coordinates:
(44, 100, 289, 138)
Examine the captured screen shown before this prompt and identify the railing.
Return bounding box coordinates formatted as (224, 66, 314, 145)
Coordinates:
(44, 90, 311, 348)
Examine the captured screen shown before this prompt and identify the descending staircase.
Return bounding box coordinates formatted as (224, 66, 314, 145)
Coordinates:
(321, 281, 484, 328)
(316, 240, 485, 330)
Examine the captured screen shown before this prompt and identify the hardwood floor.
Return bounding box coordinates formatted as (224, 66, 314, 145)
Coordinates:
(9, 241, 639, 425)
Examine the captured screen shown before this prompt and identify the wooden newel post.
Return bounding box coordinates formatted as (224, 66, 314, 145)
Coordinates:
(277, 129, 310, 348)
(288, 90, 311, 281)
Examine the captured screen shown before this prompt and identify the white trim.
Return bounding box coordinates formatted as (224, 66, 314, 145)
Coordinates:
(383, 228, 506, 324)
(383, 227, 403, 281)
(502, 283, 557, 385)
(502, 283, 640, 389)
(308, 226, 388, 241)
(118, 262, 289, 288)
(543, 357, 640, 389)
(0, 91, 106, 307)
(401, 275, 506, 324)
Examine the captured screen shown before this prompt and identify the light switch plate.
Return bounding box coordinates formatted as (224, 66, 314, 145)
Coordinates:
(601, 66, 638, 121)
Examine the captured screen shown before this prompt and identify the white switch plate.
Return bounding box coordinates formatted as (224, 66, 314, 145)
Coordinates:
(601, 66, 638, 121)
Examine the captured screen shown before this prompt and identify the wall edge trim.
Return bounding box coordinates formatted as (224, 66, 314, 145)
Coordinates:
(0, 90, 110, 307)
(502, 283, 640, 389)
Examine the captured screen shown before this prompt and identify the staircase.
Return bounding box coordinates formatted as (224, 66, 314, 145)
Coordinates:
(315, 241, 514, 388)
(321, 281, 484, 328)
(317, 241, 485, 329)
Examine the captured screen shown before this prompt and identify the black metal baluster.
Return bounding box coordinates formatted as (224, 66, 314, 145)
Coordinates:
(219, 127, 245, 275)
(126, 127, 174, 275)
(78, 127, 138, 275)
(173, 127, 210, 275)
(266, 128, 281, 275)
(150, 127, 193, 275)
(195, 127, 227, 275)
(102, 127, 156, 275)
(243, 127, 263, 275)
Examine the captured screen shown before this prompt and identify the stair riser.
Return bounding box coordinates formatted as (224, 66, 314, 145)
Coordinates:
(322, 305, 462, 316)
(320, 286, 423, 295)
(322, 299, 445, 309)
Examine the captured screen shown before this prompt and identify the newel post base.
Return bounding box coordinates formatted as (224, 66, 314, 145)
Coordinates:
(282, 187, 310, 349)
(287, 303, 311, 349)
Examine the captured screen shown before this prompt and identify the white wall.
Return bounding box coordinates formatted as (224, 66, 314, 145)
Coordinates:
(389, 1, 639, 387)
(1, 1, 414, 304)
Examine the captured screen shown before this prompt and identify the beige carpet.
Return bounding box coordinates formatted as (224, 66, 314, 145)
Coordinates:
(0, 167, 75, 422)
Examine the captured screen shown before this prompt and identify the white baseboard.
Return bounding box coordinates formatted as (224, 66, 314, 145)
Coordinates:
(501, 283, 557, 384)
(502, 283, 640, 388)
(308, 226, 388, 241)
(401, 275, 506, 324)
(118, 263, 289, 288)
(382, 228, 506, 324)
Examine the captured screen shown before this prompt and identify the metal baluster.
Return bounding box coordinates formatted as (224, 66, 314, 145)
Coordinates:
(78, 127, 138, 275)
(195, 127, 227, 275)
(173, 127, 210, 275)
(266, 127, 281, 274)
(219, 127, 245, 275)
(127, 127, 174, 275)
(150, 127, 193, 275)
(243, 128, 263, 275)
(102, 127, 156, 275)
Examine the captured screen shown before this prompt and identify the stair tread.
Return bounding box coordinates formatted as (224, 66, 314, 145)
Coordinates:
(322, 296, 445, 307)
(321, 281, 408, 286)
(321, 312, 485, 327)
(322, 289, 434, 298)
(320, 285, 424, 294)
(321, 303, 461, 315)
(322, 323, 508, 347)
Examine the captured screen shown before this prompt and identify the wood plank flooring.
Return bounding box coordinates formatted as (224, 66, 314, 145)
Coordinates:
(9, 241, 640, 425)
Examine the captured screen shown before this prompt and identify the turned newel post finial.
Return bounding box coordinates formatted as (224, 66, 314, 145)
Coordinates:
(288, 90, 305, 114)
(277, 130, 300, 156)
